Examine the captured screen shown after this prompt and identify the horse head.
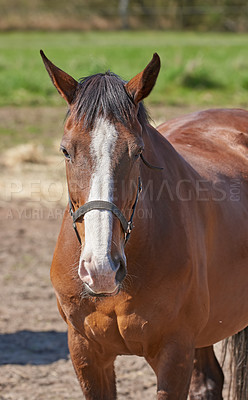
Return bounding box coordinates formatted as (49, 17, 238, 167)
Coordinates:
(41, 50, 160, 297)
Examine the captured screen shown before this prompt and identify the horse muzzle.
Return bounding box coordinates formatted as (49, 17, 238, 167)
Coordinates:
(78, 255, 126, 297)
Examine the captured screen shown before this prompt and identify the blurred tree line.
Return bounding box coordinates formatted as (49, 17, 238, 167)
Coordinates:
(119, 0, 248, 30)
(1, 0, 248, 31)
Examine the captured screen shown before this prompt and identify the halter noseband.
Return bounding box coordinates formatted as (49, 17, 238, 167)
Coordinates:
(68, 177, 142, 245)
(68, 154, 163, 245)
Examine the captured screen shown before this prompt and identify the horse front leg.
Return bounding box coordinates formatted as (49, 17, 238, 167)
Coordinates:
(68, 323, 117, 400)
(146, 337, 195, 400)
(189, 346, 224, 400)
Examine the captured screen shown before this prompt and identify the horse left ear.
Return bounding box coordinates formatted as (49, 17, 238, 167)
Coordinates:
(40, 50, 78, 105)
(125, 53, 160, 105)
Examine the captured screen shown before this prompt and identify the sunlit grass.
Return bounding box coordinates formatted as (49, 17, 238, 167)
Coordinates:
(0, 31, 248, 107)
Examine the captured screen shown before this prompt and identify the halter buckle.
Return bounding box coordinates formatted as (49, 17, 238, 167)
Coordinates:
(127, 221, 133, 234)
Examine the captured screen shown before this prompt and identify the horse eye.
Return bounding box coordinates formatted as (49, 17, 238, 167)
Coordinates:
(134, 147, 144, 159)
(60, 146, 71, 160)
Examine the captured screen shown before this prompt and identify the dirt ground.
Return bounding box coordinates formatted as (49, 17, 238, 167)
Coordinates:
(0, 106, 231, 399)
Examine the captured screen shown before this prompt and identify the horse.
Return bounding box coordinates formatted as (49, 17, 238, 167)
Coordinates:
(41, 50, 248, 399)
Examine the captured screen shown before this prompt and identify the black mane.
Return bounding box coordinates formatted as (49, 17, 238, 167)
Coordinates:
(70, 72, 149, 129)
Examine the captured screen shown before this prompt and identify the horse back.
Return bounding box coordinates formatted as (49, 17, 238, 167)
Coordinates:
(158, 108, 248, 181)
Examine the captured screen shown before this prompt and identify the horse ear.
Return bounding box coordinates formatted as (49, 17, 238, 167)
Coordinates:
(40, 50, 78, 105)
(125, 53, 160, 105)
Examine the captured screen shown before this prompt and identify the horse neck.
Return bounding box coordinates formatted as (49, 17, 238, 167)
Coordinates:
(135, 122, 204, 240)
(124, 123, 185, 278)
(141, 122, 193, 194)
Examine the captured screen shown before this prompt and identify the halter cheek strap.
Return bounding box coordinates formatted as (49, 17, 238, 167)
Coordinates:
(68, 177, 142, 245)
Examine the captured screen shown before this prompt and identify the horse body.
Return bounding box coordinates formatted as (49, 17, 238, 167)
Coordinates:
(159, 108, 248, 347)
(41, 51, 248, 399)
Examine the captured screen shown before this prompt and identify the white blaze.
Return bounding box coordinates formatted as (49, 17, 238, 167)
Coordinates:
(80, 118, 118, 268)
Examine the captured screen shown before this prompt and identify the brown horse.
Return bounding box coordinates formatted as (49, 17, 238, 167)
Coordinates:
(41, 50, 248, 399)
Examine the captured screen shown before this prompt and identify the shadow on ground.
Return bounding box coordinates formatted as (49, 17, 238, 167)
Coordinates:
(0, 330, 69, 365)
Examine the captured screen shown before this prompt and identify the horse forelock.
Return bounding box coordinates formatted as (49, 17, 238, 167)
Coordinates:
(68, 72, 149, 130)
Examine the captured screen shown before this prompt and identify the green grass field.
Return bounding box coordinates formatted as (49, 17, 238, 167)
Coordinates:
(0, 31, 248, 108)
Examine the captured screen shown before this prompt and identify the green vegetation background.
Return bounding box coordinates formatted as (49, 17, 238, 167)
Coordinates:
(1, 31, 248, 108)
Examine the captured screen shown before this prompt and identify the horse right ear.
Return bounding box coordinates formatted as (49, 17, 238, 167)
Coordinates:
(40, 50, 78, 105)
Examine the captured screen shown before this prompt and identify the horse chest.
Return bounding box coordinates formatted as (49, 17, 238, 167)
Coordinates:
(117, 313, 148, 338)
(116, 313, 151, 355)
(83, 311, 150, 355)
(84, 312, 115, 340)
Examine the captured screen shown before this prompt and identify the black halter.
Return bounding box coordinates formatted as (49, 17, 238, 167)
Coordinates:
(68, 177, 142, 245)
(68, 154, 163, 245)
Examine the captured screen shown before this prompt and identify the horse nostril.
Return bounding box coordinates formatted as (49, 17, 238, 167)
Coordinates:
(115, 260, 126, 284)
